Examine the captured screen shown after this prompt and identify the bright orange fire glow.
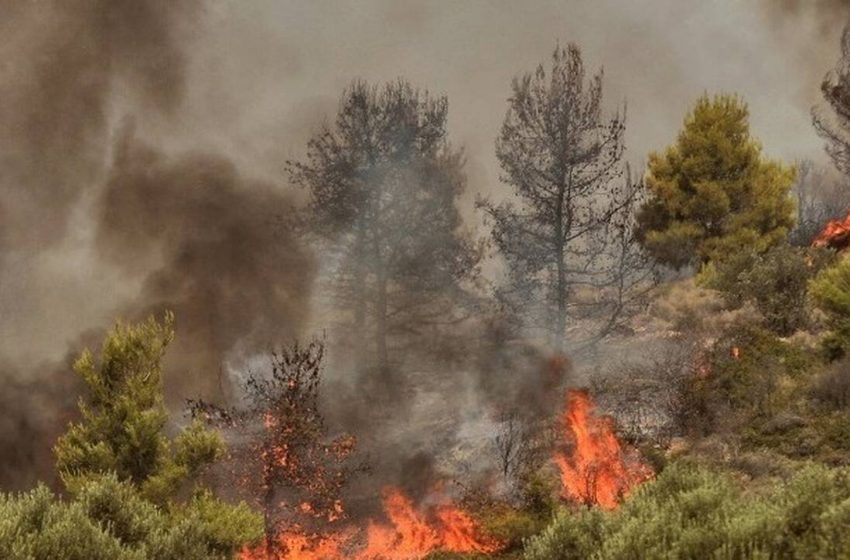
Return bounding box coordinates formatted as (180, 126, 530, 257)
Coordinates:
(242, 529, 348, 560)
(359, 488, 502, 559)
(813, 212, 850, 250)
(241, 487, 503, 560)
(553, 389, 653, 509)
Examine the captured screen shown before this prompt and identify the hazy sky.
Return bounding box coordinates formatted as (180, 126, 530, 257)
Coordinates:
(180, 0, 847, 198)
(1, 0, 847, 368)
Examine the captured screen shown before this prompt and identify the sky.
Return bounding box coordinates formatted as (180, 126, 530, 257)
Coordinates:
(180, 0, 847, 196)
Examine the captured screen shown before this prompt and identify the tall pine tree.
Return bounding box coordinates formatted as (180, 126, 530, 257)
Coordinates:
(288, 80, 481, 375)
(478, 44, 651, 352)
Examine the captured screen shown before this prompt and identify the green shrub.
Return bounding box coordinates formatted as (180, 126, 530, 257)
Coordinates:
(701, 244, 821, 336)
(524, 461, 850, 560)
(679, 322, 816, 436)
(0, 474, 262, 560)
(810, 257, 850, 359)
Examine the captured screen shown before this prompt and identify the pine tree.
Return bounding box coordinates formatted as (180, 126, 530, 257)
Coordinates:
(0, 313, 268, 559)
(637, 93, 796, 269)
(477, 44, 652, 352)
(814, 25, 850, 179)
(288, 80, 481, 375)
(55, 313, 228, 504)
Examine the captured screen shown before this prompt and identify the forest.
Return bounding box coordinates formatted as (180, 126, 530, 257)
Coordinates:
(4, 1, 850, 559)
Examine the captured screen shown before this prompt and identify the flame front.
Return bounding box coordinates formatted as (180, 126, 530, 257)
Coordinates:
(241, 487, 502, 560)
(553, 389, 653, 509)
(360, 488, 502, 559)
(813, 211, 850, 249)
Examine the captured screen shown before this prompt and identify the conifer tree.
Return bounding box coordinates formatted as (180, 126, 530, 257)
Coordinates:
(478, 44, 652, 352)
(288, 80, 481, 374)
(637, 93, 796, 269)
(55, 313, 228, 504)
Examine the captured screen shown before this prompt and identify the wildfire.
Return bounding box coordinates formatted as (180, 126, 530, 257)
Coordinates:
(241, 487, 503, 560)
(813, 211, 850, 250)
(553, 389, 653, 509)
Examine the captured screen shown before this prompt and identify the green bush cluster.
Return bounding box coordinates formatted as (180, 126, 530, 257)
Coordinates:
(700, 244, 825, 336)
(810, 257, 850, 359)
(0, 315, 263, 559)
(0, 474, 260, 560)
(677, 322, 816, 436)
(524, 461, 850, 560)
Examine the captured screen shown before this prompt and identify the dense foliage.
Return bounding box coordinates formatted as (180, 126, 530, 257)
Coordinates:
(810, 256, 850, 358)
(55, 313, 224, 503)
(0, 475, 260, 560)
(637, 94, 796, 269)
(525, 461, 850, 560)
(0, 315, 263, 559)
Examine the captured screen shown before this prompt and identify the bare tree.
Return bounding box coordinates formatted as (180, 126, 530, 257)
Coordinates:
(493, 410, 531, 482)
(815, 25, 850, 180)
(477, 44, 654, 353)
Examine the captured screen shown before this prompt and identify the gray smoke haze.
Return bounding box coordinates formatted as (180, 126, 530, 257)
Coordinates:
(97, 125, 315, 400)
(0, 0, 314, 487)
(1, 0, 849, 490)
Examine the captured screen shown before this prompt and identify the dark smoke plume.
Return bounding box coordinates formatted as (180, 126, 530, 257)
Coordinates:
(97, 125, 315, 400)
(0, 0, 316, 488)
(0, 0, 199, 251)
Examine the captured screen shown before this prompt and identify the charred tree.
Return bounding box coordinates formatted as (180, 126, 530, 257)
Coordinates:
(288, 80, 481, 376)
(816, 25, 850, 180)
(478, 44, 653, 353)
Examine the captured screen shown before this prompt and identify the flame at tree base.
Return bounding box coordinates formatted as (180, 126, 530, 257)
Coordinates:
(241, 487, 503, 560)
(554, 389, 653, 509)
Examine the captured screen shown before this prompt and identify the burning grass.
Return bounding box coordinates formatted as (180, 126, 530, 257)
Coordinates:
(240, 486, 504, 559)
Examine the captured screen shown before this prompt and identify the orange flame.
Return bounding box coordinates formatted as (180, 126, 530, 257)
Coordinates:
(241, 530, 348, 560)
(360, 488, 502, 559)
(553, 389, 653, 509)
(241, 487, 502, 560)
(813, 212, 850, 249)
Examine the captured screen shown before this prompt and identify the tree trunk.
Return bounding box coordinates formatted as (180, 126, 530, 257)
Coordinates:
(375, 256, 389, 374)
(554, 175, 568, 353)
(352, 218, 368, 374)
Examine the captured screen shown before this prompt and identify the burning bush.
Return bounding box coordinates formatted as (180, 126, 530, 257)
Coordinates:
(189, 341, 365, 555)
(240, 485, 504, 559)
(553, 390, 654, 509)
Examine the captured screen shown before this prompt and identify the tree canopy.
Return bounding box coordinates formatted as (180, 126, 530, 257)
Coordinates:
(478, 44, 652, 351)
(54, 313, 224, 504)
(637, 93, 796, 269)
(288, 80, 481, 374)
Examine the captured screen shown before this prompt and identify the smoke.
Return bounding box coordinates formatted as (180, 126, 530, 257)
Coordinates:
(97, 125, 315, 399)
(0, 0, 198, 252)
(2, 0, 849, 500)
(0, 0, 315, 488)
